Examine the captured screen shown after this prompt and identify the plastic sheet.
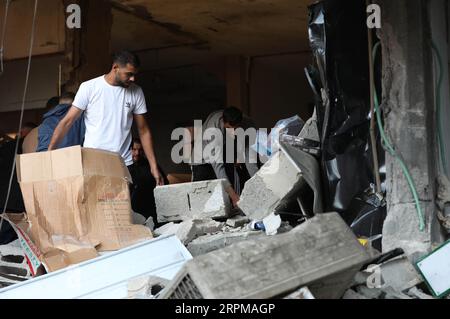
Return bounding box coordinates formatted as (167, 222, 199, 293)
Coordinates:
(307, 0, 386, 245)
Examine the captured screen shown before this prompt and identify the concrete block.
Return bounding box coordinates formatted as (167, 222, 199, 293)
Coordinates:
(161, 213, 371, 299)
(155, 179, 232, 223)
(238, 150, 305, 221)
(154, 221, 197, 245)
(226, 215, 250, 228)
(187, 231, 265, 257)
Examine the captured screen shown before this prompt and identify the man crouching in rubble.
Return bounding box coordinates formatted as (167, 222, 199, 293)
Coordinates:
(47, 50, 164, 186)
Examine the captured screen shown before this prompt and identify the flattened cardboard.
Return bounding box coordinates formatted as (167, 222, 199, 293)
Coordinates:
(16, 146, 152, 272)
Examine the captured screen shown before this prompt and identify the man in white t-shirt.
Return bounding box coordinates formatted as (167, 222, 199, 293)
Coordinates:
(48, 51, 164, 185)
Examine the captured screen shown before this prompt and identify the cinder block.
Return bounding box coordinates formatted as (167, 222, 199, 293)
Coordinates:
(155, 180, 232, 223)
(160, 213, 371, 299)
(238, 150, 305, 221)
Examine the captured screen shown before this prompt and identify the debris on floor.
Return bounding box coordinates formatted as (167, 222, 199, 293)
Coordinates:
(158, 213, 371, 299)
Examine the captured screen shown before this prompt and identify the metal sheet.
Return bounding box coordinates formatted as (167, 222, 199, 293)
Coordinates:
(0, 235, 192, 299)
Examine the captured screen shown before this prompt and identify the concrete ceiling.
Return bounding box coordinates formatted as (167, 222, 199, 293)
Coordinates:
(111, 0, 315, 56)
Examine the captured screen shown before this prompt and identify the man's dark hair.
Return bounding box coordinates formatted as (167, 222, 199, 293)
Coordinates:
(46, 96, 60, 110)
(113, 51, 141, 68)
(59, 91, 76, 103)
(223, 106, 243, 127)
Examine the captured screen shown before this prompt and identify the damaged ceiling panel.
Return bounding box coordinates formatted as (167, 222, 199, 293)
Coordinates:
(111, 0, 314, 55)
(0, 0, 65, 60)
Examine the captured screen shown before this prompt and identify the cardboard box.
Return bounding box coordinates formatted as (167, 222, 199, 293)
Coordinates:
(16, 146, 152, 272)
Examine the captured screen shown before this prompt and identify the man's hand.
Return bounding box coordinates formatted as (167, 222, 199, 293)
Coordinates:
(226, 186, 240, 208)
(151, 166, 164, 186)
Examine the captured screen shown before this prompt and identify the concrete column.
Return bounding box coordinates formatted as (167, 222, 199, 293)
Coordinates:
(376, 0, 444, 261)
(62, 0, 112, 91)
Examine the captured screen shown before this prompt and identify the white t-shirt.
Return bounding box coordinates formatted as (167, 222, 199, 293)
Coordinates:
(73, 75, 147, 166)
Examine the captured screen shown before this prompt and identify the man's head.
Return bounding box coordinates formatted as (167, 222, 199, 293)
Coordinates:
(20, 122, 37, 138)
(111, 51, 141, 88)
(59, 91, 76, 105)
(46, 96, 60, 111)
(223, 106, 243, 130)
(131, 138, 144, 163)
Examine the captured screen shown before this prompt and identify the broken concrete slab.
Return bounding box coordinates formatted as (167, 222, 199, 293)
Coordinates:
(238, 150, 306, 221)
(161, 213, 371, 299)
(187, 230, 265, 257)
(154, 221, 198, 245)
(155, 179, 232, 223)
(379, 256, 423, 292)
(226, 215, 250, 228)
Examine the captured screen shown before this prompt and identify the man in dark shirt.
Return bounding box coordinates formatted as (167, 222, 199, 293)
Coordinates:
(128, 139, 168, 225)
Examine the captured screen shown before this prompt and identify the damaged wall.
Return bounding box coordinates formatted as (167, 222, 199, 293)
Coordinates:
(376, 0, 444, 260)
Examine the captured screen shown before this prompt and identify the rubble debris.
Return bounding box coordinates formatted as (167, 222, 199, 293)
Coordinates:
(382, 286, 413, 299)
(226, 215, 250, 228)
(379, 256, 423, 293)
(406, 287, 434, 299)
(355, 286, 383, 299)
(155, 179, 232, 223)
(416, 240, 450, 298)
(342, 289, 368, 299)
(127, 275, 170, 299)
(238, 150, 305, 221)
(194, 219, 224, 235)
(0, 240, 31, 288)
(187, 230, 265, 257)
(0, 235, 192, 299)
(160, 213, 371, 299)
(154, 221, 197, 245)
(153, 219, 226, 246)
(283, 287, 315, 299)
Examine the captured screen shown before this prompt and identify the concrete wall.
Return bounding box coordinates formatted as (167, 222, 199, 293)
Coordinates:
(249, 52, 314, 129)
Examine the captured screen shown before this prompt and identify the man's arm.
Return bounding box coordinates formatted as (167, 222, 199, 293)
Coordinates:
(48, 106, 83, 151)
(134, 114, 164, 186)
(210, 162, 240, 207)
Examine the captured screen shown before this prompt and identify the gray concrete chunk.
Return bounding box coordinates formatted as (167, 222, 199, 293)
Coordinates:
(187, 230, 265, 257)
(155, 179, 232, 223)
(238, 150, 305, 221)
(162, 213, 371, 299)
